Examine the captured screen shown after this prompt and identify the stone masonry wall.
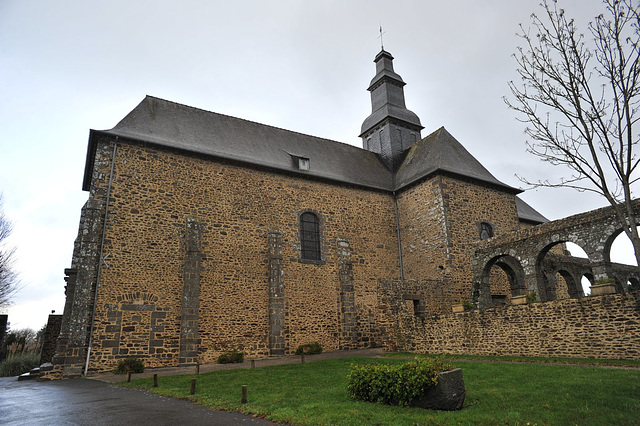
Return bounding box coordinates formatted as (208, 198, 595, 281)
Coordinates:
(439, 176, 519, 300)
(84, 137, 401, 372)
(396, 177, 448, 282)
(397, 175, 519, 313)
(395, 291, 640, 360)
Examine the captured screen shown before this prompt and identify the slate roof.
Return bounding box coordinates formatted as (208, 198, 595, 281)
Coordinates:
(515, 197, 549, 224)
(83, 96, 546, 224)
(395, 127, 521, 193)
(84, 96, 393, 191)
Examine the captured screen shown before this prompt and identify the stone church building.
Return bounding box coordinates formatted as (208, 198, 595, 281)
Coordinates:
(53, 49, 635, 378)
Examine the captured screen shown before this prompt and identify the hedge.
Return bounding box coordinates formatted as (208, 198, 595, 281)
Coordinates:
(346, 357, 450, 406)
(294, 342, 322, 355)
(217, 349, 245, 364)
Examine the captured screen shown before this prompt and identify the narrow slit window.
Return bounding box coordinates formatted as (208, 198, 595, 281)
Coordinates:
(300, 212, 321, 261)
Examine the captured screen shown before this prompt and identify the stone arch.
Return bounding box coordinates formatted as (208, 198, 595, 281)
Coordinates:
(599, 226, 640, 291)
(472, 200, 640, 303)
(535, 238, 591, 302)
(581, 272, 595, 294)
(603, 227, 626, 264)
(473, 254, 525, 309)
(554, 269, 583, 299)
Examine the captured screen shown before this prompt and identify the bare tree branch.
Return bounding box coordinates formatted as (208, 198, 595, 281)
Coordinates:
(0, 194, 20, 308)
(506, 0, 640, 270)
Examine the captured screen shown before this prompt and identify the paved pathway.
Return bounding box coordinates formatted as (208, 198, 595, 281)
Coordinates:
(0, 376, 276, 425)
(0, 348, 385, 425)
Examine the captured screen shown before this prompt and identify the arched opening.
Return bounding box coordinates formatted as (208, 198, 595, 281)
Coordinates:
(607, 228, 638, 266)
(554, 269, 583, 299)
(604, 227, 640, 291)
(581, 274, 594, 295)
(628, 277, 640, 292)
(488, 265, 511, 306)
(475, 254, 525, 308)
(537, 241, 591, 301)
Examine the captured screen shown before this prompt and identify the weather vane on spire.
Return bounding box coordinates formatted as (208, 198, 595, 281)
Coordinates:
(379, 25, 385, 50)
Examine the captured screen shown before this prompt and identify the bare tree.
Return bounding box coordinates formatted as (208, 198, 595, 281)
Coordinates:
(0, 195, 19, 308)
(506, 0, 640, 269)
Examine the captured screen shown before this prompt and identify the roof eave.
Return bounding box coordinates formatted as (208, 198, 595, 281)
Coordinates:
(394, 168, 523, 194)
(518, 217, 547, 225)
(82, 130, 396, 193)
(82, 129, 101, 191)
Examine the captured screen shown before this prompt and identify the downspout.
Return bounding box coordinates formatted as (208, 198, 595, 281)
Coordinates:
(393, 191, 405, 280)
(84, 138, 118, 376)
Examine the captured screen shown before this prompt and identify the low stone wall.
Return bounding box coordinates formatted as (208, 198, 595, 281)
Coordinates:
(397, 291, 640, 360)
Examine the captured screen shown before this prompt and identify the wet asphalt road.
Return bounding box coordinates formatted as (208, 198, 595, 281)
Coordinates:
(0, 377, 277, 425)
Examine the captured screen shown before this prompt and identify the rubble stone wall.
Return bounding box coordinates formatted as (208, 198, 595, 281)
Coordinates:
(396, 291, 640, 360)
(83, 137, 402, 372)
(396, 175, 519, 312)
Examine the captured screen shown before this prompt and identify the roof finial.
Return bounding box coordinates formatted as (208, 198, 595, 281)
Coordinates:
(378, 25, 385, 50)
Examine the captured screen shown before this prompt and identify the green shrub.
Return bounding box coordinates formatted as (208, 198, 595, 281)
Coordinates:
(0, 353, 41, 377)
(217, 349, 245, 364)
(295, 341, 322, 355)
(114, 358, 145, 374)
(347, 357, 451, 406)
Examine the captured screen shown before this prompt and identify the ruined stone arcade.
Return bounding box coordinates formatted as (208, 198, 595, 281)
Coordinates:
(472, 200, 640, 309)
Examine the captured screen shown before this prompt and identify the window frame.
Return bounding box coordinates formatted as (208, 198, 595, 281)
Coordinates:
(299, 211, 323, 264)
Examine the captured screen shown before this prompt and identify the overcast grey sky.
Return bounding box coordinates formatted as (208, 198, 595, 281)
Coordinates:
(0, 0, 632, 330)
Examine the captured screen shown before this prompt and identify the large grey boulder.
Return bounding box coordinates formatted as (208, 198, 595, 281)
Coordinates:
(411, 368, 466, 411)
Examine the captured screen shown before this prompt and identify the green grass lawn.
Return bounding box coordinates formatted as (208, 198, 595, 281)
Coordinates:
(383, 352, 640, 368)
(122, 357, 640, 425)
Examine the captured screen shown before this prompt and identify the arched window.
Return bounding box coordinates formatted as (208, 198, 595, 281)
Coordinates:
(479, 222, 494, 240)
(300, 212, 321, 261)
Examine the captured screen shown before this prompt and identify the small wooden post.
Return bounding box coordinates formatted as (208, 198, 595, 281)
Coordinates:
(301, 354, 305, 364)
(250, 359, 255, 369)
(241, 385, 248, 404)
(127, 371, 132, 383)
(190, 379, 196, 395)
(153, 373, 158, 388)
(195, 363, 200, 375)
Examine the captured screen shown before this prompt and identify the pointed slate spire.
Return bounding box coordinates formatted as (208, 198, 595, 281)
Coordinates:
(360, 49, 423, 170)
